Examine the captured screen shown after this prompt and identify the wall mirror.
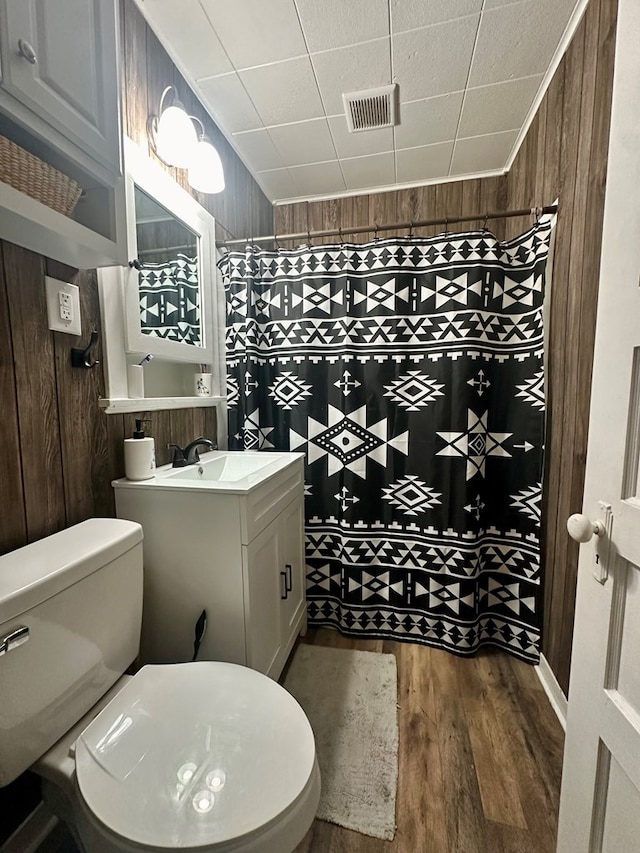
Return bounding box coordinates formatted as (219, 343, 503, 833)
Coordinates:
(123, 136, 215, 364)
(98, 138, 225, 412)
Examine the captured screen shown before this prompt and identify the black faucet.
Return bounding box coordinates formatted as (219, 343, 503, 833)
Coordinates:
(168, 437, 217, 467)
(184, 437, 217, 464)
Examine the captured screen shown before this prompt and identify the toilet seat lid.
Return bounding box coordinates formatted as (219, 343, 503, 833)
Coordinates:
(75, 663, 316, 849)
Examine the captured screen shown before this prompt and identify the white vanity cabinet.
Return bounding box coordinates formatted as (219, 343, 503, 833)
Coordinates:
(0, 0, 126, 267)
(113, 454, 307, 681)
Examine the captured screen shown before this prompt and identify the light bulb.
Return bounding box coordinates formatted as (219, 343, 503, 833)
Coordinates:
(155, 102, 197, 168)
(188, 135, 225, 194)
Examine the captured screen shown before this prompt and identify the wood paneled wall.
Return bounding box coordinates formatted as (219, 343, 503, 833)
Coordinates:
(274, 0, 617, 694)
(503, 0, 617, 692)
(274, 177, 507, 246)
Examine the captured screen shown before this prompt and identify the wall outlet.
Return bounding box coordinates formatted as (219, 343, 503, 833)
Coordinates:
(45, 276, 81, 336)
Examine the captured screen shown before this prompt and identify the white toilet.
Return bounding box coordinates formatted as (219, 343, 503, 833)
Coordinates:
(0, 518, 320, 852)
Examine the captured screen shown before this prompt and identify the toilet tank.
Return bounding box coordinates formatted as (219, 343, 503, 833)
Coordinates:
(0, 518, 143, 786)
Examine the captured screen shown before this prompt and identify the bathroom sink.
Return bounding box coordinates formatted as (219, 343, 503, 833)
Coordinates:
(166, 453, 276, 482)
(112, 451, 300, 494)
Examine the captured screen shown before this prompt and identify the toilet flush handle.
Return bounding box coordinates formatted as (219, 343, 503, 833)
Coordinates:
(0, 625, 30, 656)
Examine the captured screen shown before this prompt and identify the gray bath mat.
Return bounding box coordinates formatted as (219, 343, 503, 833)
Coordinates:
(283, 644, 398, 840)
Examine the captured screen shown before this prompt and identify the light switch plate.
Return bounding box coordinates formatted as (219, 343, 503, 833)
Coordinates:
(45, 276, 81, 336)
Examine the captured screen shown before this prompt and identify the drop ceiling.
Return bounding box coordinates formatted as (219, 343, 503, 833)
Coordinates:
(134, 0, 584, 204)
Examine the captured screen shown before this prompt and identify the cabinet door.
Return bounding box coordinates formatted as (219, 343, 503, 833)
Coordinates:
(2, 0, 121, 171)
(279, 498, 306, 640)
(243, 522, 283, 677)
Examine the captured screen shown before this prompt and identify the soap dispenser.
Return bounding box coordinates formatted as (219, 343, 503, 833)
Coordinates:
(124, 418, 156, 481)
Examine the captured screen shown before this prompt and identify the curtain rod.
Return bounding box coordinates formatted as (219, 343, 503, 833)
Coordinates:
(217, 204, 558, 248)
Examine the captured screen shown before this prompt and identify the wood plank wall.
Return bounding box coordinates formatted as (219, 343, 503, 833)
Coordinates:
(502, 0, 617, 692)
(274, 177, 507, 247)
(273, 0, 617, 695)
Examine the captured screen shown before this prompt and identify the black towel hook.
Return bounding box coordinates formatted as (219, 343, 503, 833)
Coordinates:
(71, 329, 100, 369)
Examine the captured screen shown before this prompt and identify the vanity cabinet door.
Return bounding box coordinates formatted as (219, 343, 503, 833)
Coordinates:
(243, 521, 283, 678)
(1, 0, 121, 171)
(278, 497, 306, 641)
(243, 494, 306, 680)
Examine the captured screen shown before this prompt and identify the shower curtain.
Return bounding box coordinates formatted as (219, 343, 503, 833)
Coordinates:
(218, 220, 551, 663)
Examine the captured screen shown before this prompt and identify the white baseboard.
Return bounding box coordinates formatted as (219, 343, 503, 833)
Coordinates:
(1, 803, 58, 853)
(535, 653, 568, 730)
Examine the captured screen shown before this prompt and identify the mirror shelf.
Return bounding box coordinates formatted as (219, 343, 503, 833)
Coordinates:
(98, 395, 223, 415)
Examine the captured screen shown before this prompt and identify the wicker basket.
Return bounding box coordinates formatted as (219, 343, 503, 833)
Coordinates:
(0, 134, 82, 216)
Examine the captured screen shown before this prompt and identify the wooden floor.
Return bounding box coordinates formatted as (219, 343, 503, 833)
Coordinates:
(293, 628, 565, 853)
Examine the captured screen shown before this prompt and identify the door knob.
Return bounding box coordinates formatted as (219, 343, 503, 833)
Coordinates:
(567, 513, 606, 543)
(17, 39, 38, 64)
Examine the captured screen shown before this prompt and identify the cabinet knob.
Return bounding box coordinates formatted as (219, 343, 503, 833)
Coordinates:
(566, 513, 606, 543)
(18, 39, 38, 64)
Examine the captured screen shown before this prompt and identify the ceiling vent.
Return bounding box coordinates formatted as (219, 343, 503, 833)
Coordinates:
(343, 84, 398, 133)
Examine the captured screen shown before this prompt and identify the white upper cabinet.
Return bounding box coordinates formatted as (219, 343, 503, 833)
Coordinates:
(0, 0, 126, 268)
(1, 0, 121, 172)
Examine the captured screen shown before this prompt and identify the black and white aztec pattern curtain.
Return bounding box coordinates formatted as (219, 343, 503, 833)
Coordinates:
(218, 220, 551, 663)
(138, 253, 201, 344)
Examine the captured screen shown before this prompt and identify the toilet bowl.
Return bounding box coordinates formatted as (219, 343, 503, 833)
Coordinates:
(0, 519, 320, 852)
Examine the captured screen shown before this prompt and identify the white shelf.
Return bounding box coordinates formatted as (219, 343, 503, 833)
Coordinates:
(0, 180, 126, 269)
(99, 396, 223, 414)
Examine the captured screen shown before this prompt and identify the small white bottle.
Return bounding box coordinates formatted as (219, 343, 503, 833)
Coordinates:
(124, 418, 156, 481)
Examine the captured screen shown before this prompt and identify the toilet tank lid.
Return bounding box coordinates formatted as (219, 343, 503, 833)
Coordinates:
(0, 519, 143, 624)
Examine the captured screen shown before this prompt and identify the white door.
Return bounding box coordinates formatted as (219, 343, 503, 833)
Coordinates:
(556, 0, 640, 849)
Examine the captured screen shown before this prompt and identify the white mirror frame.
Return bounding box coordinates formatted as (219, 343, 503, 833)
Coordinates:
(123, 136, 215, 364)
(98, 138, 225, 416)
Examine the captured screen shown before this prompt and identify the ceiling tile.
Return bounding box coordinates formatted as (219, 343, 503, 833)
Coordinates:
(341, 152, 396, 190)
(483, 0, 533, 7)
(311, 39, 392, 117)
(294, 0, 389, 52)
(255, 168, 298, 201)
(196, 73, 262, 133)
(239, 56, 324, 126)
(392, 16, 479, 102)
(141, 0, 233, 79)
(458, 75, 542, 138)
(451, 130, 518, 174)
(468, 0, 577, 87)
(199, 0, 306, 70)
(268, 119, 337, 167)
(328, 116, 394, 158)
(395, 92, 463, 149)
(396, 142, 454, 183)
(288, 160, 346, 197)
(231, 129, 285, 171)
(390, 0, 483, 33)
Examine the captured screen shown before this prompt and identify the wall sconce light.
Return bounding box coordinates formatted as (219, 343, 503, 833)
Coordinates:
(148, 86, 225, 194)
(188, 117, 225, 194)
